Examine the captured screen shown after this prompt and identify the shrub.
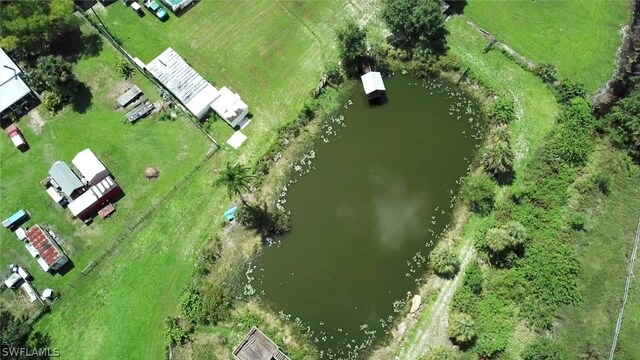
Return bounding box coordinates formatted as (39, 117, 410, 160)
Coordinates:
(570, 211, 588, 231)
(164, 316, 189, 347)
(535, 63, 557, 83)
(324, 61, 344, 85)
(474, 294, 516, 358)
(606, 86, 640, 160)
(592, 173, 611, 194)
(42, 91, 64, 112)
(482, 126, 514, 176)
(421, 346, 457, 360)
(522, 337, 564, 360)
(198, 286, 232, 325)
(179, 285, 203, 324)
(448, 313, 476, 346)
(464, 261, 484, 295)
(556, 79, 587, 104)
(462, 173, 495, 215)
(487, 98, 516, 126)
(430, 246, 460, 278)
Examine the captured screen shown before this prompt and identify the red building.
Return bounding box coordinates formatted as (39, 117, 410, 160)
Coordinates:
(67, 176, 122, 221)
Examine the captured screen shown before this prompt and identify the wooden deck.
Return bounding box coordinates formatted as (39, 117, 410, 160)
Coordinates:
(233, 327, 290, 360)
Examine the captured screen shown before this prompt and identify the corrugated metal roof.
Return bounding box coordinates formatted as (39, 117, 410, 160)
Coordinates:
(49, 161, 84, 197)
(145, 48, 218, 118)
(26, 225, 65, 271)
(0, 48, 31, 113)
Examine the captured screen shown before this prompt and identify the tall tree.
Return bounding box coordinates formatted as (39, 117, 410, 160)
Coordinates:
(215, 162, 253, 204)
(336, 20, 368, 73)
(382, 0, 447, 52)
(30, 55, 79, 97)
(0, 0, 80, 60)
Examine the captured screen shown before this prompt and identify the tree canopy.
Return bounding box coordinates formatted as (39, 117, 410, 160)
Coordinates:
(336, 20, 368, 73)
(0, 0, 80, 60)
(608, 87, 640, 160)
(381, 0, 447, 53)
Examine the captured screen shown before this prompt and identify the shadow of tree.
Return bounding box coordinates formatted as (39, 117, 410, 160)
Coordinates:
(50, 29, 103, 62)
(72, 83, 93, 114)
(445, 0, 468, 15)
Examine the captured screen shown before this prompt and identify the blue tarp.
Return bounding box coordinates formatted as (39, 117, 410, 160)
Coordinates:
(224, 206, 238, 221)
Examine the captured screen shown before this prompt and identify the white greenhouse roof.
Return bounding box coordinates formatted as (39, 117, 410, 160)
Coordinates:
(0, 48, 31, 113)
(361, 71, 385, 95)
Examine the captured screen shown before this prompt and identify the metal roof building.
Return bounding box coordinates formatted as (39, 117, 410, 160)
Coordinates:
(72, 149, 109, 185)
(145, 48, 249, 127)
(0, 48, 34, 119)
(25, 225, 68, 272)
(49, 161, 84, 198)
(68, 176, 121, 220)
(233, 327, 290, 360)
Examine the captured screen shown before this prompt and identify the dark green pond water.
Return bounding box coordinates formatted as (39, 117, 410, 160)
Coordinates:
(251, 75, 482, 358)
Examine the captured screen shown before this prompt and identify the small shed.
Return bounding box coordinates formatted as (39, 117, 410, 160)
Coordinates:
(26, 225, 69, 272)
(49, 161, 84, 199)
(72, 149, 109, 185)
(116, 85, 142, 108)
(3, 272, 22, 289)
(361, 71, 386, 102)
(210, 86, 249, 128)
(2, 209, 30, 231)
(233, 327, 290, 360)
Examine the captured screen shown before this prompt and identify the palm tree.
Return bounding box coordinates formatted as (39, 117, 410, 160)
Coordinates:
(430, 246, 460, 278)
(482, 125, 514, 175)
(485, 227, 511, 253)
(504, 221, 527, 247)
(448, 313, 476, 346)
(215, 162, 252, 204)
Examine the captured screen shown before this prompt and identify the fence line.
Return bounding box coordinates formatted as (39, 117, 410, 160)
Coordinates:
(79, 8, 220, 147)
(609, 217, 640, 360)
(81, 155, 212, 276)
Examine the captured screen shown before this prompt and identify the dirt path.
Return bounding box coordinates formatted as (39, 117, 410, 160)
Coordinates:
(399, 240, 476, 359)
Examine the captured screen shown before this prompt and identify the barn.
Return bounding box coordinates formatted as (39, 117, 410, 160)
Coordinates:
(68, 176, 122, 221)
(25, 225, 69, 272)
(72, 148, 109, 185)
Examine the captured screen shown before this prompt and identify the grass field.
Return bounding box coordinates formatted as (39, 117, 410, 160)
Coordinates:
(446, 16, 558, 173)
(94, 0, 351, 162)
(0, 39, 210, 296)
(555, 148, 640, 360)
(26, 1, 365, 359)
(465, 0, 630, 91)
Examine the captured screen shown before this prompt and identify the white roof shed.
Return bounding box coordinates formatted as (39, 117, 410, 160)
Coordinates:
(72, 149, 109, 185)
(361, 71, 386, 95)
(210, 86, 249, 128)
(0, 48, 31, 114)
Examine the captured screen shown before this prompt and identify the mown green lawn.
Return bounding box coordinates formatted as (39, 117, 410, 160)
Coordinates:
(447, 16, 558, 173)
(465, 0, 629, 91)
(0, 40, 209, 295)
(29, 1, 359, 359)
(94, 0, 344, 163)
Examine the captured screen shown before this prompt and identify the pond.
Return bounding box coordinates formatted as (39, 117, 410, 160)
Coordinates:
(251, 75, 482, 358)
